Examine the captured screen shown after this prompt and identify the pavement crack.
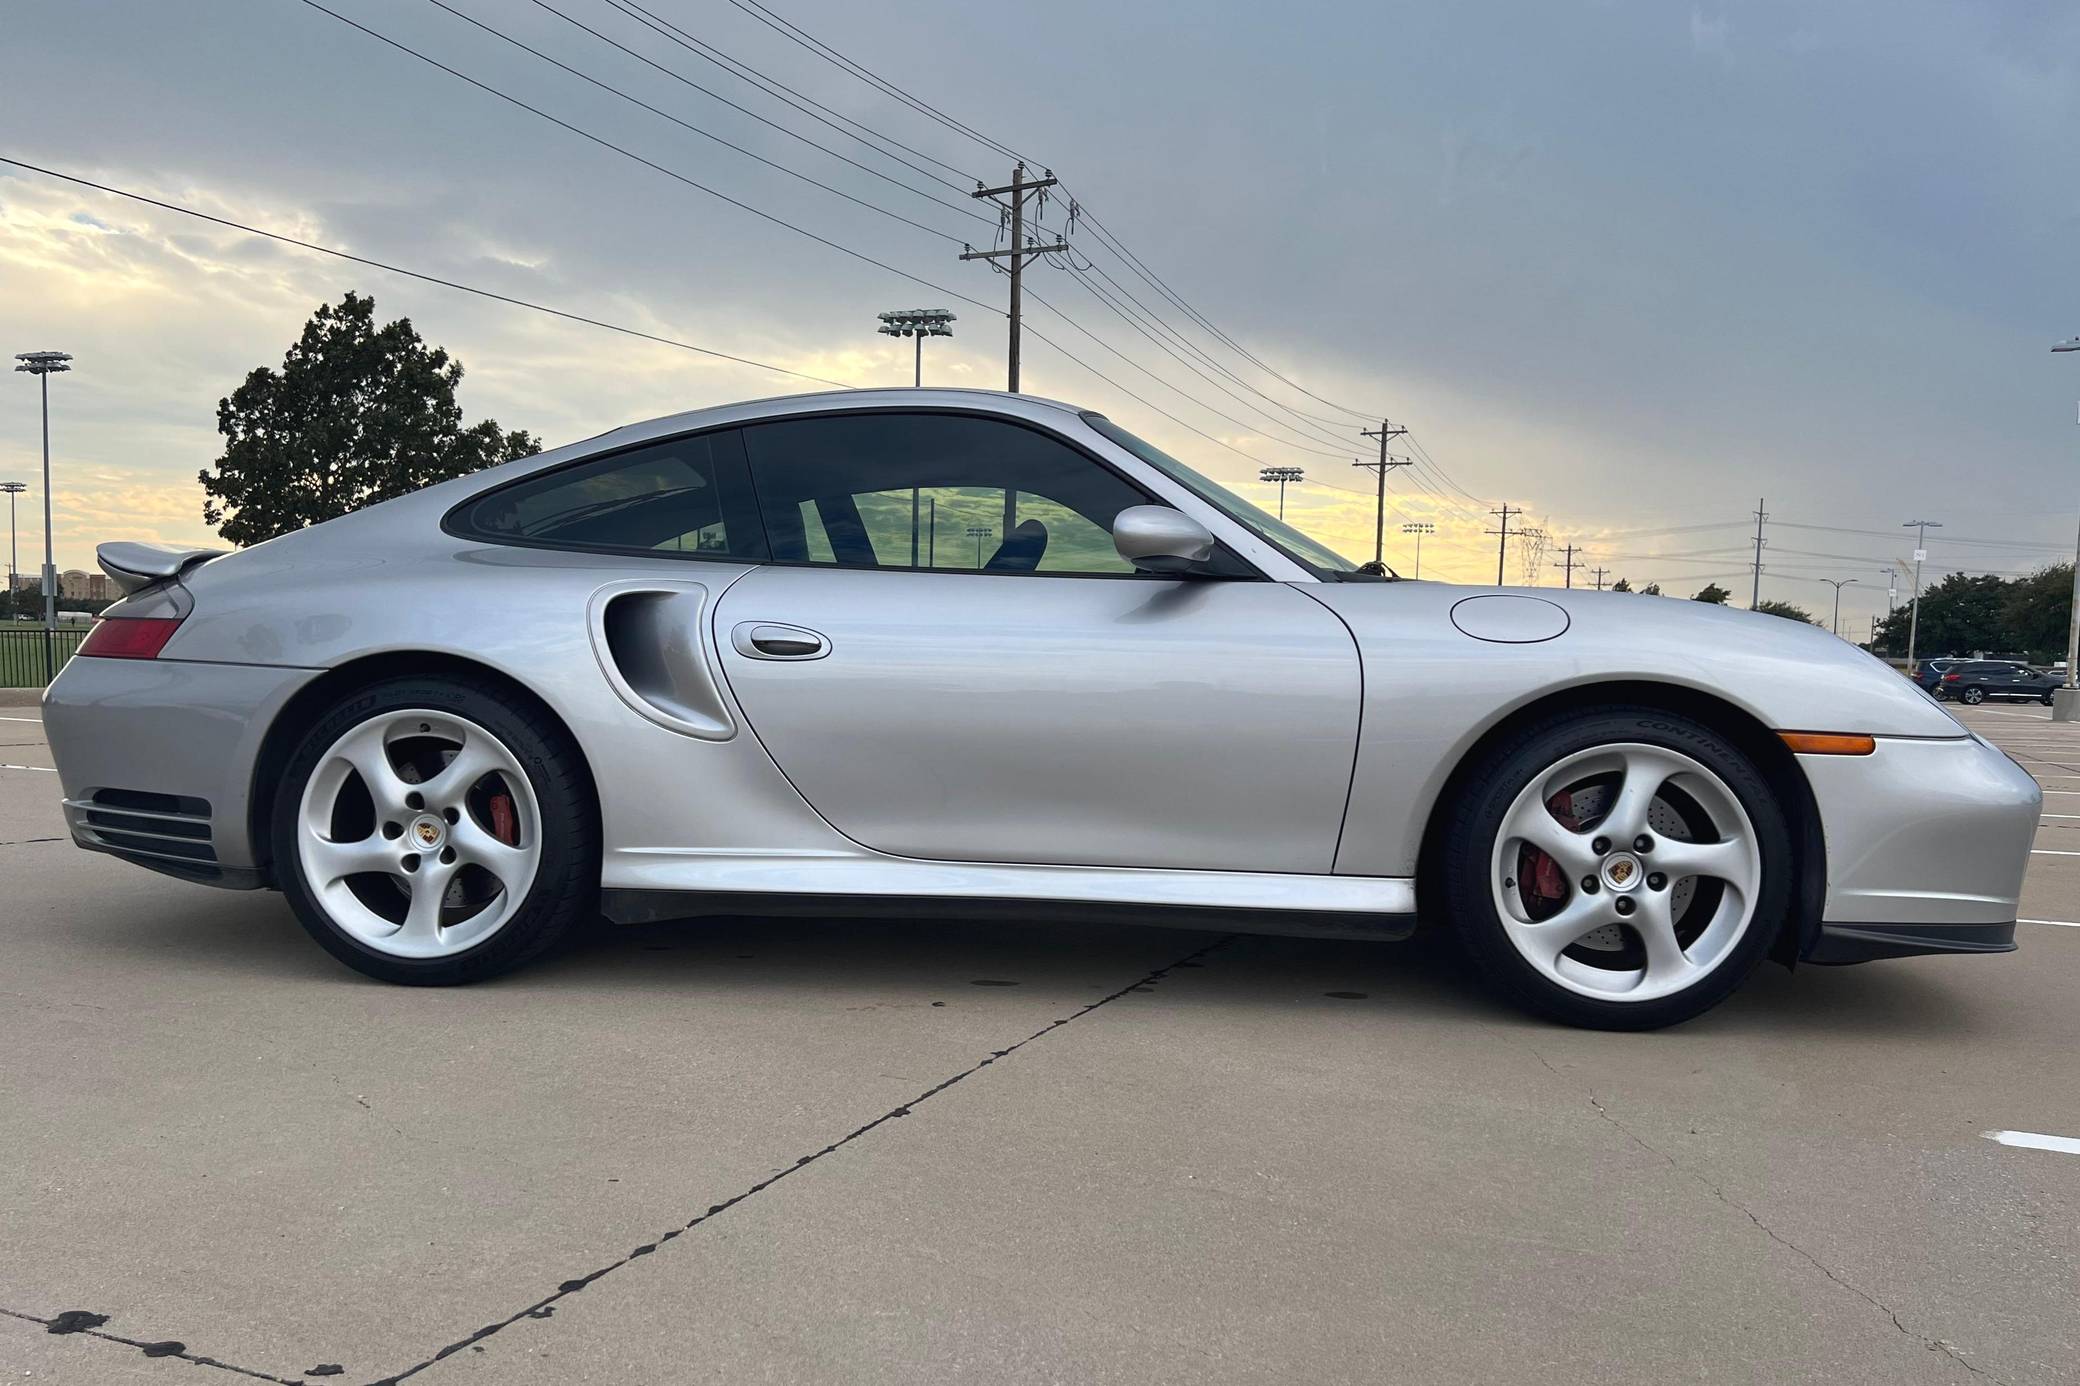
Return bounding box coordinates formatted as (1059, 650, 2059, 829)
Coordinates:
(0, 836, 64, 847)
(2, 1305, 304, 1383)
(1527, 1051, 2011, 1386)
(365, 934, 1237, 1386)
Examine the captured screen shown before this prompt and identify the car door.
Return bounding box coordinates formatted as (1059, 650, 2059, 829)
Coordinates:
(711, 409, 1363, 874)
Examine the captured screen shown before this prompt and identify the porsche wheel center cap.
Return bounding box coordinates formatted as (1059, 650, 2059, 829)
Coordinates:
(408, 815, 447, 852)
(1600, 852, 1643, 893)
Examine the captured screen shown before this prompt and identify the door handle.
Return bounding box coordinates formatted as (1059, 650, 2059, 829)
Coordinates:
(731, 621, 830, 661)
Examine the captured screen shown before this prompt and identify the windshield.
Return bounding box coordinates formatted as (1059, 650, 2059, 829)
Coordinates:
(1081, 414, 1385, 580)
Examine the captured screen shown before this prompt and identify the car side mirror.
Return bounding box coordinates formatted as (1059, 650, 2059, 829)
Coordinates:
(1112, 505, 1216, 575)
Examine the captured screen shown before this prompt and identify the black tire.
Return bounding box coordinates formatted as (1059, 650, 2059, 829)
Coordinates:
(273, 674, 598, 985)
(1960, 686, 1986, 705)
(1437, 706, 1794, 1031)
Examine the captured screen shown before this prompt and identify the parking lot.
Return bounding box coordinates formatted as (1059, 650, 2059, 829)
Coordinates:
(3, 698, 2077, 1385)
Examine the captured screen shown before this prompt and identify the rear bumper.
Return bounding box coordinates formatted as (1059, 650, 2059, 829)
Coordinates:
(1808, 918, 2017, 965)
(1799, 731, 2040, 936)
(42, 655, 319, 882)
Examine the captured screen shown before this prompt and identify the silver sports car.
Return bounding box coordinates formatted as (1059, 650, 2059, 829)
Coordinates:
(43, 389, 2040, 1028)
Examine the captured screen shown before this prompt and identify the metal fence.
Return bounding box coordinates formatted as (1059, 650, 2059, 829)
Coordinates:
(0, 626, 90, 688)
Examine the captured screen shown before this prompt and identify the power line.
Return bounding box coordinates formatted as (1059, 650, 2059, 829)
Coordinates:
(421, 0, 974, 244)
(717, 0, 1037, 168)
(0, 156, 860, 388)
(593, 0, 982, 192)
(294, 0, 1004, 316)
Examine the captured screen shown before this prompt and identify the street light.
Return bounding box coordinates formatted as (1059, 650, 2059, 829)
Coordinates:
(1257, 465, 1304, 520)
(1820, 577, 1858, 637)
(1, 480, 24, 622)
(1401, 521, 1434, 579)
(14, 350, 71, 684)
(2052, 337, 2080, 719)
(1900, 517, 1941, 672)
(878, 308, 956, 387)
(965, 523, 993, 568)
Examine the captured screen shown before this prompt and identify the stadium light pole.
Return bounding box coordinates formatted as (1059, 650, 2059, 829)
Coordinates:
(1257, 466, 1304, 520)
(878, 308, 956, 387)
(1, 480, 24, 622)
(1401, 521, 1434, 579)
(14, 351, 71, 685)
(1820, 577, 1858, 637)
(966, 523, 992, 568)
(2053, 337, 2080, 719)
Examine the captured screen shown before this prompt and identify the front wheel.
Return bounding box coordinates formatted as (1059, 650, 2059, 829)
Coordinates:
(1438, 707, 1793, 1030)
(1960, 686, 1987, 705)
(272, 675, 599, 984)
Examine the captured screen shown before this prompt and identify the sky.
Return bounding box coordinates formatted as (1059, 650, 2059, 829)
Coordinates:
(3, 0, 2078, 633)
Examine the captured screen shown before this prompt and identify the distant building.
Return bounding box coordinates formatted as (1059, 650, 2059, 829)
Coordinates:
(58, 570, 110, 601)
(8, 570, 110, 601)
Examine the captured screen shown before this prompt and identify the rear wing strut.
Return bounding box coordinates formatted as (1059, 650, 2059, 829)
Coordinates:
(97, 542, 226, 596)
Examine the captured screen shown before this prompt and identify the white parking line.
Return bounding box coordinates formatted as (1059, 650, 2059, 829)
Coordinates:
(1975, 710, 2049, 720)
(1982, 1130, 2080, 1156)
(2032, 848, 2080, 856)
(0, 763, 55, 773)
(0, 715, 43, 723)
(2021, 918, 2080, 928)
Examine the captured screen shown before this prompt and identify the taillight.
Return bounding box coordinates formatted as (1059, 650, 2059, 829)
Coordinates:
(1941, 673, 1960, 682)
(78, 616, 182, 660)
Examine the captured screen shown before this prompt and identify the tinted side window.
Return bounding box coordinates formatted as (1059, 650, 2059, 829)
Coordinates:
(452, 431, 765, 559)
(739, 412, 1151, 576)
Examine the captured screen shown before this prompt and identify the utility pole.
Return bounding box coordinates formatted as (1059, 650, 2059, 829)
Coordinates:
(1486, 504, 1521, 587)
(1879, 566, 1899, 613)
(2053, 337, 2080, 719)
(1551, 543, 1582, 590)
(1900, 518, 1943, 670)
(1258, 466, 1304, 521)
(1821, 577, 1858, 637)
(1, 480, 23, 622)
(14, 351, 70, 685)
(1354, 419, 1410, 564)
(1589, 566, 1610, 592)
(960, 163, 1066, 394)
(1400, 521, 1433, 579)
(1749, 498, 1768, 608)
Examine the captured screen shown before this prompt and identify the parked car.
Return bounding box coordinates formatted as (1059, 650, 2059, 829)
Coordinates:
(39, 390, 2041, 1030)
(1933, 660, 2061, 705)
(1911, 657, 1966, 693)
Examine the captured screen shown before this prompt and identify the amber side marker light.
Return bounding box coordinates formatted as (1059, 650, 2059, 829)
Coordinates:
(77, 616, 182, 660)
(1778, 731, 1877, 756)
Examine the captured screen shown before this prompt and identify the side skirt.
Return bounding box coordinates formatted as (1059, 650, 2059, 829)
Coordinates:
(600, 856, 1417, 941)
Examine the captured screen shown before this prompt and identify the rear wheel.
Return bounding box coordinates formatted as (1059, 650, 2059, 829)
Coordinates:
(1960, 686, 1987, 705)
(1439, 707, 1792, 1030)
(272, 675, 597, 984)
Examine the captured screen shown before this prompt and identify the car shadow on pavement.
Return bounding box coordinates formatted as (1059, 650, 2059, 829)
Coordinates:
(71, 883, 1990, 1039)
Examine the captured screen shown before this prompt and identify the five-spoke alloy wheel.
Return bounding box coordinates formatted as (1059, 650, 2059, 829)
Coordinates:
(274, 675, 597, 984)
(1441, 707, 1792, 1029)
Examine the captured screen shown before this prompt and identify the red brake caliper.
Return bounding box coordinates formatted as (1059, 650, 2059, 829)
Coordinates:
(1520, 790, 1577, 915)
(489, 792, 519, 846)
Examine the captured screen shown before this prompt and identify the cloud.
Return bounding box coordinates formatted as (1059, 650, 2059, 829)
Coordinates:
(1690, 8, 1732, 62)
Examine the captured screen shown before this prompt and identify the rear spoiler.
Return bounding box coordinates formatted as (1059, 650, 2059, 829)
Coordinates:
(98, 541, 227, 596)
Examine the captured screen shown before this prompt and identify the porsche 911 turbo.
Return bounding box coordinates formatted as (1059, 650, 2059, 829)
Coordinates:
(41, 389, 2040, 1028)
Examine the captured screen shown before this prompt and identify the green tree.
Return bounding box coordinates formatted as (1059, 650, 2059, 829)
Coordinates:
(200, 292, 538, 545)
(1693, 582, 1731, 604)
(1753, 599, 1815, 624)
(2002, 563, 2073, 660)
(1868, 572, 2008, 657)
(1610, 578, 1633, 592)
(1639, 581, 1663, 596)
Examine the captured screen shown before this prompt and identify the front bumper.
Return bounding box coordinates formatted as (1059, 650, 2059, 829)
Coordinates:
(1797, 732, 2040, 957)
(42, 655, 319, 885)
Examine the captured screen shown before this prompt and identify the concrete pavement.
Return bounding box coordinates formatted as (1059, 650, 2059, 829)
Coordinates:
(3, 703, 2076, 1384)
